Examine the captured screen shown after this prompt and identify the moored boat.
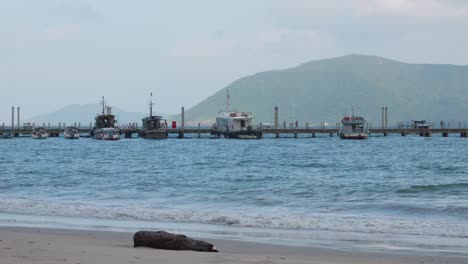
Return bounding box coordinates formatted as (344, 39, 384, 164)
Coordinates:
(32, 127, 49, 139)
(0, 133, 12, 139)
(211, 90, 262, 139)
(64, 126, 80, 139)
(91, 97, 120, 140)
(140, 93, 168, 139)
(339, 110, 369, 140)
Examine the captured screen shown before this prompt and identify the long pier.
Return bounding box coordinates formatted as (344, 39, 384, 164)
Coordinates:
(1, 127, 467, 138)
(2, 105, 467, 138)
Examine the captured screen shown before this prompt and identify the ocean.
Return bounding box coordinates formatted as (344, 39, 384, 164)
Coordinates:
(0, 134, 467, 255)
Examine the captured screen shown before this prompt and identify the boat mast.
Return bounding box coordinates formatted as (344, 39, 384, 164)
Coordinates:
(101, 96, 106, 115)
(226, 89, 230, 112)
(149, 92, 154, 118)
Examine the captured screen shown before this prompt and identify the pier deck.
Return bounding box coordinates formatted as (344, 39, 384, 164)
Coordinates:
(1, 127, 467, 138)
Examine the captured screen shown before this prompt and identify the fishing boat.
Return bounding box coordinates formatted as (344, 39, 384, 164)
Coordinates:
(339, 109, 369, 140)
(63, 126, 80, 139)
(211, 90, 262, 139)
(91, 97, 120, 140)
(140, 93, 168, 139)
(32, 127, 49, 139)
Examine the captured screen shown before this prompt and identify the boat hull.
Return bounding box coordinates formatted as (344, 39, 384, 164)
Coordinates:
(0, 134, 12, 139)
(32, 134, 48, 139)
(92, 129, 120, 140)
(141, 130, 168, 139)
(215, 131, 263, 139)
(340, 133, 368, 140)
(64, 133, 80, 139)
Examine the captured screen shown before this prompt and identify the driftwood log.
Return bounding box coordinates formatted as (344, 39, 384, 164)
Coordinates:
(133, 231, 218, 252)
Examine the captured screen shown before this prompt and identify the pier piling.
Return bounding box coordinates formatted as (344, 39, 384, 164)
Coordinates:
(17, 107, 20, 131)
(274, 106, 279, 138)
(11, 106, 14, 133)
(197, 123, 201, 138)
(179, 106, 185, 138)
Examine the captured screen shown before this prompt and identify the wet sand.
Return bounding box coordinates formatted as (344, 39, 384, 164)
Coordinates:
(0, 226, 466, 264)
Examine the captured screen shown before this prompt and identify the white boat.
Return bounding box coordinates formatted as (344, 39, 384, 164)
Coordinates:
(98, 127, 120, 140)
(32, 127, 49, 139)
(64, 126, 80, 139)
(339, 109, 369, 140)
(211, 90, 262, 139)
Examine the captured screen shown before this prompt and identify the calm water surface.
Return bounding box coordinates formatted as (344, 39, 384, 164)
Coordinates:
(0, 134, 467, 255)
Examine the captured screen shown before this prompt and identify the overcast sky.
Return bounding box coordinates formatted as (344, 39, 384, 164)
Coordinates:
(1, 0, 468, 121)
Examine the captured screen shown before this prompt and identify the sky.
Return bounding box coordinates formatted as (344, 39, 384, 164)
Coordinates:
(1, 0, 468, 121)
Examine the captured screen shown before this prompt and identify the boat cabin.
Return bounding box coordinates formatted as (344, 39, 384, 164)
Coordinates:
(95, 115, 116, 129)
(216, 112, 254, 132)
(341, 116, 366, 133)
(142, 116, 167, 130)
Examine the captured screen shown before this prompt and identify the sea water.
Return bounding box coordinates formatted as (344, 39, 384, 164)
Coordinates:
(0, 134, 467, 255)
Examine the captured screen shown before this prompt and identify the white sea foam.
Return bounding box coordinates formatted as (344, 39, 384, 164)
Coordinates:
(0, 197, 466, 239)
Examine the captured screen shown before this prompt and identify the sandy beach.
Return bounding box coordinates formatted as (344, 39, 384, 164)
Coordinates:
(0, 227, 466, 264)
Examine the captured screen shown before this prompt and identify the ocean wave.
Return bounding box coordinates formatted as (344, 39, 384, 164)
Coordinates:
(0, 198, 467, 239)
(397, 183, 468, 194)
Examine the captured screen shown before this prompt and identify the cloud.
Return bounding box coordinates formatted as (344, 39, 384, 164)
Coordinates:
(279, 0, 468, 20)
(45, 24, 81, 41)
(352, 0, 468, 18)
(170, 38, 236, 58)
(254, 28, 334, 51)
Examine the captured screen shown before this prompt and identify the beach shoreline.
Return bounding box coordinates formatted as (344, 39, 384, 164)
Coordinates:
(0, 226, 466, 264)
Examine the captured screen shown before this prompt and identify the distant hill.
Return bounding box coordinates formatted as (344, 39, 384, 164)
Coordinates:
(25, 104, 161, 125)
(174, 54, 468, 126)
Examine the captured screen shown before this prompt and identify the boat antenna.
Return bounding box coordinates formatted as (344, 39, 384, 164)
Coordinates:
(101, 96, 106, 115)
(226, 89, 230, 112)
(149, 92, 154, 118)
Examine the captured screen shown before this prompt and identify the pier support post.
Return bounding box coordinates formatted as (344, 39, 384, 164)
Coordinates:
(198, 123, 201, 138)
(274, 106, 279, 138)
(443, 132, 449, 137)
(179, 106, 185, 139)
(59, 123, 61, 130)
(329, 133, 333, 137)
(11, 106, 14, 133)
(312, 133, 316, 138)
(381, 107, 384, 129)
(401, 132, 406, 136)
(385, 106, 388, 129)
(17, 107, 20, 131)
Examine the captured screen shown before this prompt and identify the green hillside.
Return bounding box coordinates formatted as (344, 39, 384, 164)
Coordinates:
(178, 54, 468, 126)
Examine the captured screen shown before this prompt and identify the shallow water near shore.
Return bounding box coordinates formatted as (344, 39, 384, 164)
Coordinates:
(1, 134, 468, 255)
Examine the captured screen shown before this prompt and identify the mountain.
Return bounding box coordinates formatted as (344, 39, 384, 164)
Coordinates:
(176, 54, 468, 126)
(25, 104, 159, 126)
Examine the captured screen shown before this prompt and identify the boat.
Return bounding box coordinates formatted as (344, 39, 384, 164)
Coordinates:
(140, 93, 168, 139)
(0, 133, 12, 139)
(211, 90, 262, 139)
(339, 109, 369, 140)
(63, 126, 80, 139)
(32, 127, 49, 139)
(91, 97, 120, 140)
